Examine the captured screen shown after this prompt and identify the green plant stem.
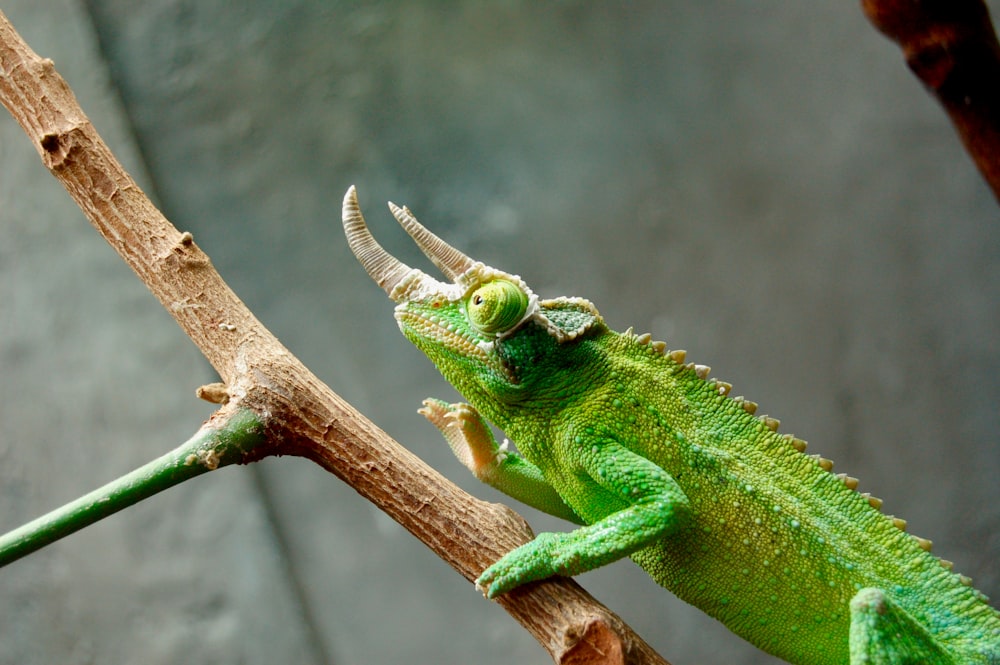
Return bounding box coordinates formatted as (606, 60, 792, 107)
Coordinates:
(0, 409, 266, 567)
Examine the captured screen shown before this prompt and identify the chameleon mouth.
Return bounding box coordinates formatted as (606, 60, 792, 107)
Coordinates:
(394, 308, 515, 383)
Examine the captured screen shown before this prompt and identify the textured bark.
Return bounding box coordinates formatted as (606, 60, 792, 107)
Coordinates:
(862, 0, 1000, 201)
(0, 10, 667, 665)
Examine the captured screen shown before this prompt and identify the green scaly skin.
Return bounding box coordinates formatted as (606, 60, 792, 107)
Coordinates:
(341, 187, 1000, 665)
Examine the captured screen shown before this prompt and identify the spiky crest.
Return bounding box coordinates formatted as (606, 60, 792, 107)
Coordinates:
(636, 337, 960, 577)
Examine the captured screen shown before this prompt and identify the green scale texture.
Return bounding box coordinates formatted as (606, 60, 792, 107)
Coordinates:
(442, 312, 997, 664)
(347, 194, 1000, 664)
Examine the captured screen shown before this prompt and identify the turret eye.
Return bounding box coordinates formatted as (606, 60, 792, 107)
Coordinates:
(466, 280, 529, 334)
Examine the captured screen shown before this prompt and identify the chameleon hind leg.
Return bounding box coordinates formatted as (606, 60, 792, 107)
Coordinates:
(849, 587, 956, 664)
(419, 398, 584, 525)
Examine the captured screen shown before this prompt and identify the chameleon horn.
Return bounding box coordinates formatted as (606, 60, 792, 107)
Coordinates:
(342, 186, 414, 295)
(387, 201, 474, 281)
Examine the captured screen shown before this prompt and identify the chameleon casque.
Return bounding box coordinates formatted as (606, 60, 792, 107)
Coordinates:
(341, 186, 1000, 664)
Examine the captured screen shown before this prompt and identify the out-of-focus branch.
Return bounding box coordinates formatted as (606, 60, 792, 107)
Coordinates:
(862, 0, 1000, 202)
(0, 10, 666, 665)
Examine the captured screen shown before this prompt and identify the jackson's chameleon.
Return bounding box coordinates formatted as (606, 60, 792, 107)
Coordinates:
(341, 186, 999, 664)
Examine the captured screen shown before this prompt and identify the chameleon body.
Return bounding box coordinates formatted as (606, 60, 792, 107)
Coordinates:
(341, 186, 1000, 664)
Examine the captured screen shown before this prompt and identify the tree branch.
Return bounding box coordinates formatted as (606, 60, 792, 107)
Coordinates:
(0, 10, 667, 665)
(862, 0, 1000, 202)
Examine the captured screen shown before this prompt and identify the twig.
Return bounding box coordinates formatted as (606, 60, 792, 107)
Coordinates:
(0, 409, 267, 567)
(0, 10, 666, 665)
(862, 0, 1000, 201)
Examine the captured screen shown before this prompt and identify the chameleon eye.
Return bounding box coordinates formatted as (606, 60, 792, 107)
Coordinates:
(466, 280, 529, 334)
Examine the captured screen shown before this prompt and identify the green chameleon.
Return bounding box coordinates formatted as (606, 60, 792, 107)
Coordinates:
(341, 186, 999, 664)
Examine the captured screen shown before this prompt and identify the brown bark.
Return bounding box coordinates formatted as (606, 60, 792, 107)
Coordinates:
(862, 0, 1000, 202)
(0, 10, 667, 665)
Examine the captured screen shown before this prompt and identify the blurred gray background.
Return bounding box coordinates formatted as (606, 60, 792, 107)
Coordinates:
(1, 2, 998, 664)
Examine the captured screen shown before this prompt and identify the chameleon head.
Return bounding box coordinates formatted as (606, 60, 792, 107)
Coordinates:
(341, 186, 605, 400)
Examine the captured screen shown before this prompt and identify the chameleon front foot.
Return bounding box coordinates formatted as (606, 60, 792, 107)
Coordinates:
(419, 398, 584, 524)
(475, 531, 566, 598)
(418, 398, 506, 479)
(420, 399, 570, 598)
